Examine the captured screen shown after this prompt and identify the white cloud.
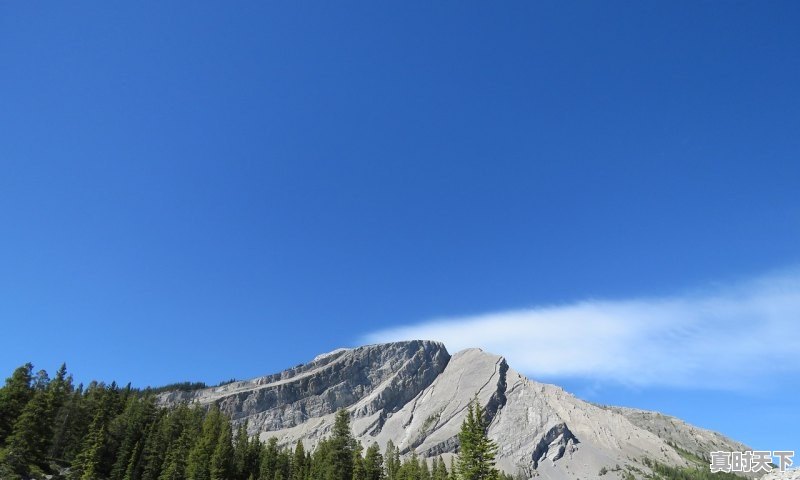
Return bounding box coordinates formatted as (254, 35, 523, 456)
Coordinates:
(362, 269, 800, 389)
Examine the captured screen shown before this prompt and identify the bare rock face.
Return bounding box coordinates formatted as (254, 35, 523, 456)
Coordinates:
(160, 340, 450, 435)
(601, 406, 751, 462)
(158, 341, 749, 480)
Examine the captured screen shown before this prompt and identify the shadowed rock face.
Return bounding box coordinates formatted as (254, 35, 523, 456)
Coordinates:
(530, 423, 578, 468)
(158, 341, 748, 480)
(160, 340, 451, 432)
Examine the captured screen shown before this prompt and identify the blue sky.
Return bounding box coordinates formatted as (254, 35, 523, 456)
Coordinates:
(1, 1, 798, 453)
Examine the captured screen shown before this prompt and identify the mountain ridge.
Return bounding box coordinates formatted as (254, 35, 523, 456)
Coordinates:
(158, 340, 747, 480)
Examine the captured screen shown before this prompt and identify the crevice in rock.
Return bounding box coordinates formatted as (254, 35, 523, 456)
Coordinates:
(530, 423, 579, 469)
(484, 358, 508, 425)
(418, 437, 459, 457)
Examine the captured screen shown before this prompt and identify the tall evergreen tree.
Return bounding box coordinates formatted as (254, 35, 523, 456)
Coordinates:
(384, 440, 400, 480)
(49, 385, 82, 464)
(233, 422, 250, 480)
(276, 449, 291, 480)
(353, 442, 366, 480)
(75, 409, 110, 480)
(403, 452, 421, 480)
(72, 383, 126, 480)
(328, 409, 354, 480)
(150, 403, 199, 480)
(432, 457, 449, 480)
(140, 409, 171, 480)
(48, 364, 71, 412)
(0, 363, 34, 445)
(123, 438, 145, 480)
(260, 437, 280, 480)
(244, 434, 262, 480)
(420, 457, 431, 480)
(0, 385, 52, 476)
(455, 402, 498, 480)
(46, 364, 74, 463)
(309, 438, 330, 480)
(110, 396, 156, 480)
(291, 440, 306, 480)
(210, 417, 234, 480)
(158, 430, 193, 480)
(187, 405, 223, 480)
(363, 443, 384, 480)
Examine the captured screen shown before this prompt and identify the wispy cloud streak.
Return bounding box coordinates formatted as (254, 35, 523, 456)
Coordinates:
(363, 269, 800, 389)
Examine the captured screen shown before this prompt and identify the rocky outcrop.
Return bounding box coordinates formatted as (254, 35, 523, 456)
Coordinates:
(160, 340, 450, 435)
(530, 423, 578, 468)
(158, 341, 749, 480)
(602, 406, 750, 462)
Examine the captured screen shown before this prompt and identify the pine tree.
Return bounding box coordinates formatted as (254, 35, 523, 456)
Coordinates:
(52, 385, 88, 464)
(260, 437, 280, 480)
(455, 402, 498, 480)
(158, 430, 193, 480)
(0, 363, 34, 445)
(210, 417, 234, 480)
(110, 396, 156, 480)
(233, 422, 250, 480)
(276, 449, 291, 480)
(188, 405, 223, 480)
(157, 404, 201, 480)
(75, 410, 110, 480)
(353, 442, 366, 480)
(72, 382, 127, 479)
(245, 434, 262, 480)
(140, 410, 170, 480)
(420, 458, 431, 480)
(363, 443, 384, 480)
(404, 452, 421, 480)
(384, 440, 400, 480)
(432, 457, 449, 480)
(123, 438, 145, 480)
(47, 364, 75, 464)
(150, 403, 199, 480)
(309, 438, 331, 480)
(291, 440, 306, 480)
(0, 386, 52, 476)
(329, 409, 354, 480)
(48, 364, 71, 414)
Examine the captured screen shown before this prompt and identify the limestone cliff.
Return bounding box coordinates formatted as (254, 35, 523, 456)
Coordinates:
(159, 341, 747, 480)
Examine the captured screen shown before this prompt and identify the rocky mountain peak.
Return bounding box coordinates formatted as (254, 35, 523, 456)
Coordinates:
(158, 341, 747, 480)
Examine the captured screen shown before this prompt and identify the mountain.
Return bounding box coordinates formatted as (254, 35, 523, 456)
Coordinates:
(158, 340, 747, 480)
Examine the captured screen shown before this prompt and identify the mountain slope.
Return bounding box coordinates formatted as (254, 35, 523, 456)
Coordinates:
(159, 340, 747, 479)
(602, 406, 751, 463)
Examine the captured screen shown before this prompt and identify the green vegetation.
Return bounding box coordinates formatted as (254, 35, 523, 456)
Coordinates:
(642, 457, 744, 480)
(665, 442, 709, 466)
(0, 363, 516, 480)
(144, 382, 209, 395)
(455, 401, 509, 480)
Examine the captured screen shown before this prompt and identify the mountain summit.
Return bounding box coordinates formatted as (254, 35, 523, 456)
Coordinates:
(159, 340, 747, 479)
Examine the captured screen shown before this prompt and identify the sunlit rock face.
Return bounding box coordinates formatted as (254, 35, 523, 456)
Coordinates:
(159, 340, 748, 480)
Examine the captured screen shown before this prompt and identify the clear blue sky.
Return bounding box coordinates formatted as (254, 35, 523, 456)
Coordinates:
(1, 1, 798, 453)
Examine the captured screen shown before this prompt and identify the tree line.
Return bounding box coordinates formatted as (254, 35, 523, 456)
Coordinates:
(0, 363, 508, 480)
